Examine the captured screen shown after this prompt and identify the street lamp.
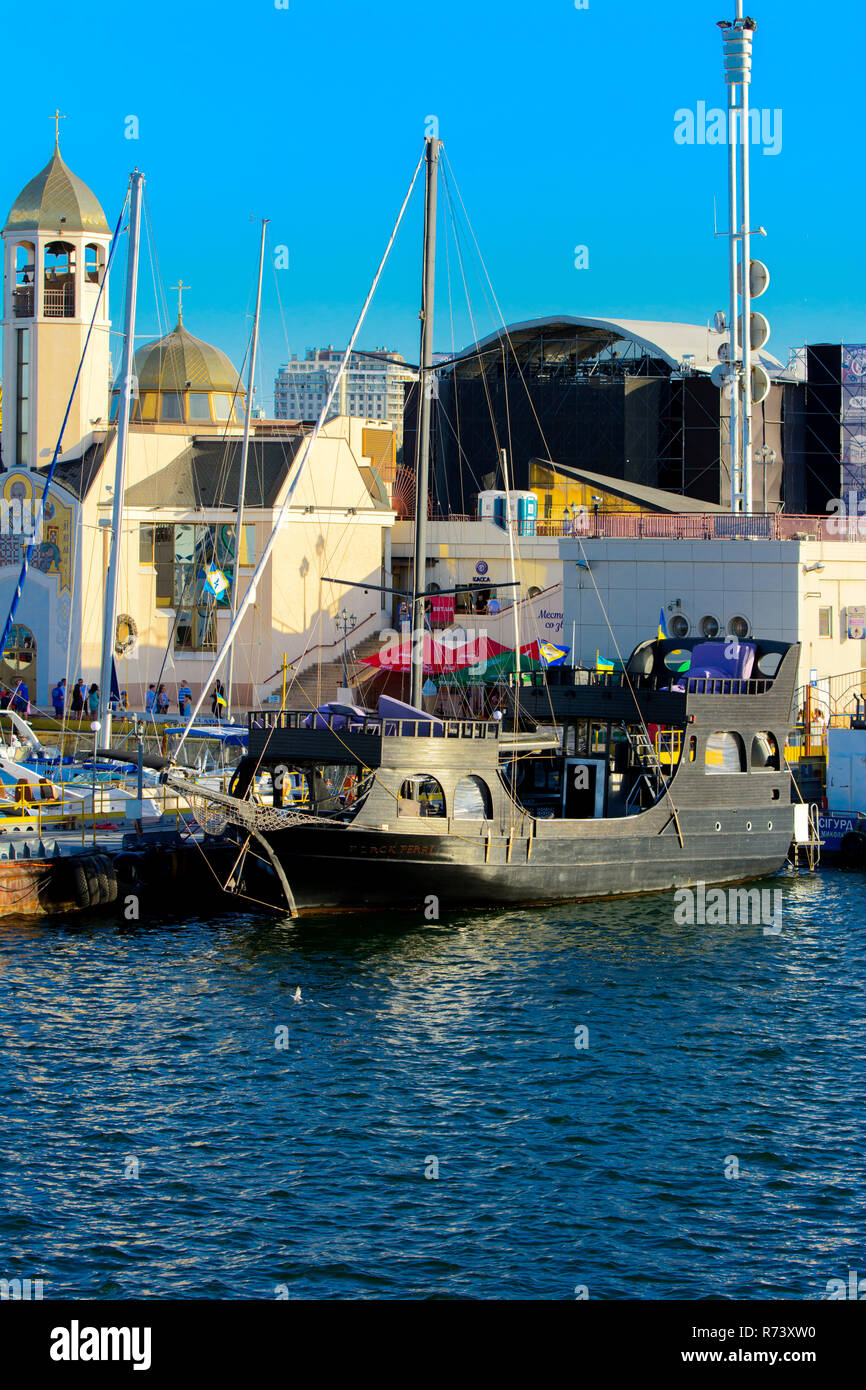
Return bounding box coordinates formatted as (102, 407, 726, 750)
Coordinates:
(754, 445, 777, 513)
(336, 608, 357, 689)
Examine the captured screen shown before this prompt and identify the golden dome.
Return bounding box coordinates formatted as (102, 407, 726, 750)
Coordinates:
(4, 146, 109, 235)
(133, 321, 244, 396)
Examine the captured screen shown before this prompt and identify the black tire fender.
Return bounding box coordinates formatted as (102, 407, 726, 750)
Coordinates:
(840, 832, 866, 865)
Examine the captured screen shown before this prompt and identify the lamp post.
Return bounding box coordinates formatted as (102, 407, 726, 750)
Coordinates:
(336, 609, 356, 690)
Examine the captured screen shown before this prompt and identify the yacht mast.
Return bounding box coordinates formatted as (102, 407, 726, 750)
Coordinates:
(99, 169, 143, 745)
(226, 217, 269, 718)
(410, 136, 440, 709)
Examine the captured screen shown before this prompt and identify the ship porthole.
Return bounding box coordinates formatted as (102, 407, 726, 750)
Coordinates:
(715, 821, 721, 831)
(746, 821, 752, 831)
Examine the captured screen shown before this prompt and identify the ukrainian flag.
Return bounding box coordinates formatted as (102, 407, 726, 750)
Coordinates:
(657, 607, 668, 640)
(596, 651, 614, 672)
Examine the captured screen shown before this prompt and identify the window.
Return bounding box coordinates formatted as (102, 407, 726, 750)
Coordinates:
(669, 614, 690, 638)
(212, 394, 232, 421)
(398, 775, 446, 817)
(84, 243, 104, 285)
(818, 606, 832, 638)
(705, 731, 746, 774)
(160, 392, 183, 422)
(43, 240, 75, 317)
(727, 615, 750, 640)
(663, 648, 691, 673)
(188, 393, 211, 421)
(699, 615, 720, 638)
(756, 651, 782, 677)
(13, 242, 35, 317)
(175, 607, 217, 652)
(16, 328, 29, 466)
(751, 732, 780, 771)
(454, 775, 492, 819)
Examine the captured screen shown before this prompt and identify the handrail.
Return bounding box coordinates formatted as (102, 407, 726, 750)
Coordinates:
(257, 608, 380, 690)
(513, 669, 773, 696)
(425, 512, 866, 542)
(248, 708, 500, 740)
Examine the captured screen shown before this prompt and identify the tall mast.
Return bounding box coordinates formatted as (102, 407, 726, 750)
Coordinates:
(410, 136, 440, 709)
(737, 0, 754, 514)
(226, 217, 269, 717)
(726, 36, 741, 512)
(99, 169, 143, 744)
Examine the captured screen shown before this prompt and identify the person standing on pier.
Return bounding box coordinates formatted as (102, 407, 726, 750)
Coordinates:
(71, 679, 84, 720)
(211, 680, 226, 721)
(13, 680, 29, 714)
(51, 678, 66, 721)
(178, 680, 192, 717)
(145, 684, 157, 716)
(87, 684, 99, 717)
(157, 684, 169, 715)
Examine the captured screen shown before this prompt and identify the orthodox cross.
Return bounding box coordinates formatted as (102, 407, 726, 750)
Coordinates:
(170, 281, 191, 325)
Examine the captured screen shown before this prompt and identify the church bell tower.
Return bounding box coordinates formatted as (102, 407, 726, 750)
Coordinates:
(1, 120, 113, 471)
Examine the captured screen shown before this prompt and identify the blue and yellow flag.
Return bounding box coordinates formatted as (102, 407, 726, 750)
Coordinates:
(539, 642, 569, 667)
(203, 567, 230, 602)
(596, 650, 614, 672)
(657, 607, 668, 640)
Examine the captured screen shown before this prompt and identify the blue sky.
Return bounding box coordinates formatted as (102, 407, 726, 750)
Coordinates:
(4, 0, 864, 407)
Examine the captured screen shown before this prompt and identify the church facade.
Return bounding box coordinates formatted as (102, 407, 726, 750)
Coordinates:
(0, 141, 395, 709)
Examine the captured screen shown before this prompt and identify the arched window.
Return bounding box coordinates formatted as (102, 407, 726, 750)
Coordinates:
(751, 732, 781, 771)
(43, 241, 75, 317)
(84, 243, 104, 285)
(13, 242, 35, 317)
(453, 775, 492, 819)
(705, 731, 746, 774)
(398, 775, 446, 817)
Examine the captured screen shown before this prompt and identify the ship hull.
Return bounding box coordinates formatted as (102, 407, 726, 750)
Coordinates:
(246, 818, 793, 915)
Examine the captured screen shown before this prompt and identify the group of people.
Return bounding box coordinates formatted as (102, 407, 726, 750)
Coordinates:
(4, 676, 231, 723)
(143, 681, 197, 717)
(49, 679, 102, 720)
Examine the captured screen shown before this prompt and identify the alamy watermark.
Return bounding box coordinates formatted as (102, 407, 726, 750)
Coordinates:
(674, 881, 782, 933)
(826, 491, 866, 536)
(0, 499, 43, 543)
(674, 102, 782, 157)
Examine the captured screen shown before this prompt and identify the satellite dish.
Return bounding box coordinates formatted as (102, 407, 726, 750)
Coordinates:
(713, 310, 727, 333)
(749, 311, 771, 351)
(751, 363, 771, 404)
(738, 259, 770, 299)
(711, 363, 734, 390)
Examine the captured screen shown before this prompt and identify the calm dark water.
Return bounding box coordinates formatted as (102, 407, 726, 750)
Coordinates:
(1, 868, 864, 1301)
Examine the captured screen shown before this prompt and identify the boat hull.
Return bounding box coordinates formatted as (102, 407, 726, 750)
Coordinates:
(246, 818, 793, 915)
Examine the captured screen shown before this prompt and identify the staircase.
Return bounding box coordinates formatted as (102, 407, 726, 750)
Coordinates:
(265, 634, 384, 711)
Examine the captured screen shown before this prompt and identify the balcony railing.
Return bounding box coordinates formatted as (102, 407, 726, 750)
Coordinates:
(431, 513, 866, 543)
(43, 284, 75, 318)
(12, 286, 34, 318)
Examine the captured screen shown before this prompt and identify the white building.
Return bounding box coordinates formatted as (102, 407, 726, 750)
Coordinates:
(274, 348, 416, 448)
(387, 517, 866, 708)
